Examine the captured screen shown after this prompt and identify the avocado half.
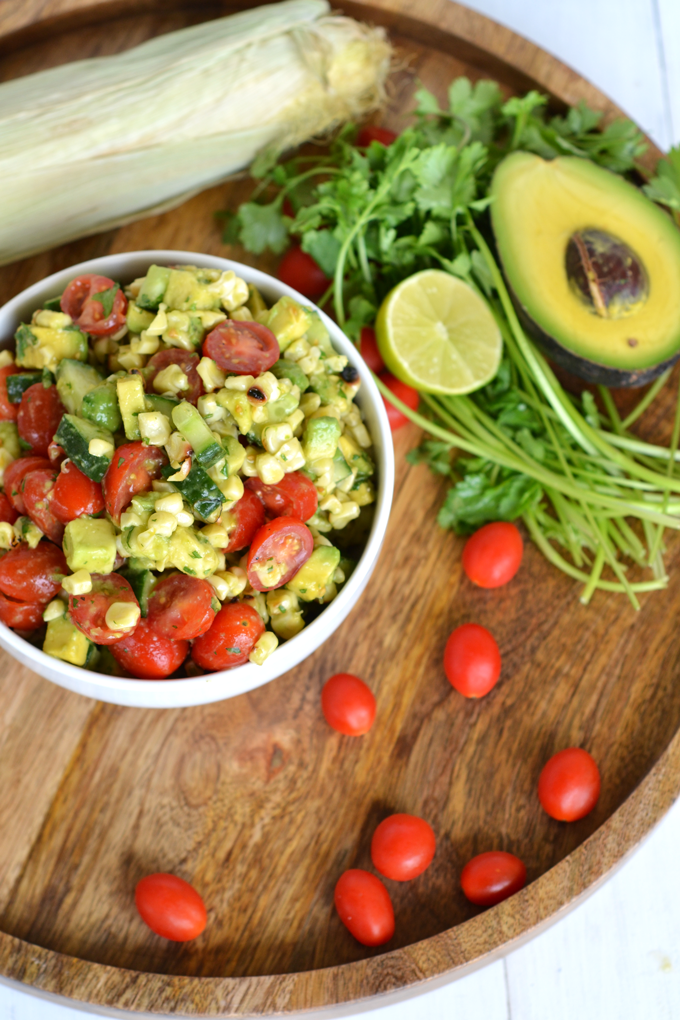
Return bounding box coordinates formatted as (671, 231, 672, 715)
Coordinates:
(490, 152, 680, 387)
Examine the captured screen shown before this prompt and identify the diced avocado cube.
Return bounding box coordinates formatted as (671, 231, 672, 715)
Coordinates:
(63, 517, 117, 574)
(56, 359, 104, 416)
(270, 359, 309, 392)
(163, 310, 204, 349)
(81, 383, 122, 432)
(168, 526, 220, 578)
(246, 284, 267, 318)
(0, 421, 21, 460)
(44, 616, 91, 667)
(15, 324, 87, 372)
(136, 265, 171, 311)
(286, 546, 340, 601)
(126, 302, 155, 334)
(350, 480, 376, 506)
(163, 269, 220, 312)
(216, 388, 253, 435)
(263, 297, 312, 351)
(309, 373, 344, 407)
(117, 373, 147, 440)
(304, 310, 334, 355)
(267, 393, 300, 423)
(302, 416, 342, 463)
(338, 434, 374, 482)
(172, 401, 223, 467)
(222, 433, 246, 476)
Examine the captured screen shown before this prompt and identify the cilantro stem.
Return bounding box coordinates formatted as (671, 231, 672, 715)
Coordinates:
(620, 369, 672, 430)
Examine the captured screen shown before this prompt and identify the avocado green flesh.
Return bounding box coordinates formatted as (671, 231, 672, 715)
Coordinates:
(490, 152, 680, 378)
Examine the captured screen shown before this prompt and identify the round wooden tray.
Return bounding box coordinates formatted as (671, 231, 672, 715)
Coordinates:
(0, 1, 678, 1016)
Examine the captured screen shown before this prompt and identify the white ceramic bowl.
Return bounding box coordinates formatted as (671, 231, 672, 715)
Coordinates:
(0, 251, 394, 708)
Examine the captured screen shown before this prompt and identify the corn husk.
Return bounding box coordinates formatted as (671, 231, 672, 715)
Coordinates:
(0, 0, 391, 265)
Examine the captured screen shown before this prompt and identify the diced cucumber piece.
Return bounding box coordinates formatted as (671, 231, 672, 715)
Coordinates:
(136, 265, 171, 311)
(117, 374, 146, 440)
(302, 417, 342, 463)
(55, 359, 104, 415)
(162, 462, 225, 523)
(270, 359, 309, 392)
(120, 565, 155, 617)
(126, 302, 155, 334)
(81, 383, 122, 432)
(6, 373, 42, 404)
(43, 295, 63, 312)
(333, 446, 351, 482)
(55, 414, 114, 482)
(145, 392, 179, 419)
(172, 401, 223, 468)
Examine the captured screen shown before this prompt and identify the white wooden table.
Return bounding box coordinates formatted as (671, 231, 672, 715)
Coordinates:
(2, 1, 680, 1017)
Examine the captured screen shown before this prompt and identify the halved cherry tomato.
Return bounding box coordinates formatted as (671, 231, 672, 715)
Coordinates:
(277, 246, 330, 301)
(102, 442, 167, 523)
(321, 672, 376, 736)
(379, 371, 419, 430)
(135, 873, 207, 941)
(111, 618, 189, 678)
(147, 573, 215, 641)
(461, 851, 527, 907)
(0, 543, 66, 602)
(246, 517, 313, 592)
(60, 274, 127, 336)
(69, 572, 139, 645)
(245, 471, 318, 522)
(222, 488, 266, 553)
(0, 493, 18, 525)
(203, 321, 279, 376)
(359, 326, 384, 374)
(145, 350, 204, 406)
(0, 591, 46, 631)
(334, 870, 394, 947)
(538, 748, 601, 822)
(21, 468, 64, 543)
(444, 623, 501, 698)
(50, 460, 105, 523)
(462, 521, 523, 589)
(191, 602, 265, 671)
(0, 364, 21, 421)
(371, 814, 436, 881)
(4, 456, 51, 514)
(17, 383, 65, 456)
(356, 125, 398, 147)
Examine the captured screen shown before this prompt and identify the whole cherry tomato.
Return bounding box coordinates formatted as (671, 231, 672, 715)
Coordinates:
(334, 869, 395, 947)
(21, 468, 64, 543)
(379, 372, 419, 430)
(3, 456, 51, 514)
(191, 602, 264, 671)
(277, 247, 331, 301)
(60, 274, 127, 336)
(0, 364, 20, 421)
(0, 591, 46, 631)
(321, 673, 376, 736)
(538, 748, 601, 822)
(204, 321, 279, 376)
(145, 350, 204, 406)
(462, 521, 523, 589)
(444, 623, 501, 698)
(17, 383, 65, 457)
(356, 125, 398, 147)
(102, 442, 167, 523)
(147, 573, 215, 641)
(245, 471, 318, 523)
(0, 543, 66, 603)
(50, 460, 105, 523)
(0, 493, 18, 525)
(69, 572, 139, 645)
(246, 517, 313, 592)
(135, 873, 207, 941)
(461, 851, 527, 907)
(371, 814, 436, 881)
(111, 618, 189, 679)
(222, 489, 266, 553)
(359, 326, 385, 374)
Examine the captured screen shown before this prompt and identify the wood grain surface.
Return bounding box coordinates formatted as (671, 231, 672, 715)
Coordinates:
(0, 0, 678, 1015)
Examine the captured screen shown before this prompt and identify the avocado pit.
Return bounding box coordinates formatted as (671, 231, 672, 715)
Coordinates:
(565, 228, 649, 320)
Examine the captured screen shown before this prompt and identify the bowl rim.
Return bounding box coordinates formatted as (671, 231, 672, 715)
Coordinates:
(0, 250, 395, 707)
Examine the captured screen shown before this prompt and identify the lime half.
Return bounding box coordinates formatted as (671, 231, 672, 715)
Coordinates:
(375, 269, 502, 394)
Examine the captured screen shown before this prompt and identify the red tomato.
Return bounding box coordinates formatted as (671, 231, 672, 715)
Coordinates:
(111, 618, 189, 678)
(371, 814, 436, 881)
(462, 521, 523, 589)
(50, 460, 105, 523)
(444, 623, 501, 698)
(246, 517, 313, 592)
(69, 572, 139, 645)
(60, 274, 127, 336)
(356, 125, 398, 147)
(321, 673, 376, 736)
(379, 372, 419, 430)
(203, 321, 279, 376)
(538, 748, 601, 822)
(0, 591, 46, 631)
(191, 602, 265, 671)
(461, 851, 527, 907)
(135, 873, 207, 942)
(245, 471, 318, 523)
(277, 246, 331, 301)
(0, 493, 18, 525)
(0, 543, 66, 602)
(0, 365, 20, 421)
(147, 573, 215, 641)
(359, 326, 384, 374)
(334, 870, 395, 947)
(145, 350, 204, 406)
(17, 383, 65, 456)
(222, 488, 266, 553)
(3, 456, 51, 514)
(102, 442, 167, 523)
(21, 468, 64, 544)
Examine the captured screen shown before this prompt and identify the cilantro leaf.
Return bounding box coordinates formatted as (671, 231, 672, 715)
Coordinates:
(91, 283, 120, 318)
(438, 470, 543, 533)
(644, 146, 680, 224)
(237, 201, 289, 255)
(300, 229, 342, 277)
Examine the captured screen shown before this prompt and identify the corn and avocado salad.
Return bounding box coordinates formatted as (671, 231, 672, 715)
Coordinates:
(0, 264, 377, 679)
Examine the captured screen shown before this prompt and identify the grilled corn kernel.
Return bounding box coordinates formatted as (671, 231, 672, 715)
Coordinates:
(325, 355, 348, 373)
(285, 338, 310, 362)
(299, 392, 321, 416)
(117, 347, 144, 371)
(42, 598, 66, 622)
(130, 331, 160, 355)
(243, 591, 269, 623)
(319, 494, 343, 514)
(151, 480, 177, 494)
(205, 573, 230, 600)
(105, 601, 141, 631)
(223, 374, 256, 392)
(297, 347, 321, 376)
(197, 357, 226, 393)
(88, 437, 115, 458)
(13, 516, 43, 548)
(343, 405, 362, 428)
(312, 532, 333, 548)
(310, 404, 341, 421)
(266, 588, 300, 616)
(164, 431, 190, 467)
(249, 631, 279, 665)
(120, 510, 144, 529)
(230, 305, 254, 321)
(329, 501, 361, 530)
(153, 364, 189, 396)
(209, 270, 249, 311)
(276, 438, 305, 472)
(286, 409, 305, 433)
(207, 568, 247, 600)
(34, 310, 72, 329)
(62, 570, 92, 595)
(0, 522, 14, 549)
(146, 511, 178, 537)
(154, 492, 184, 516)
(351, 423, 372, 449)
(176, 509, 194, 527)
(197, 310, 227, 330)
(197, 394, 226, 422)
(241, 446, 260, 477)
(253, 372, 280, 402)
(138, 412, 172, 446)
(146, 303, 168, 336)
(0, 351, 14, 368)
(333, 566, 346, 584)
(262, 423, 293, 455)
(256, 453, 285, 485)
(201, 523, 229, 548)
